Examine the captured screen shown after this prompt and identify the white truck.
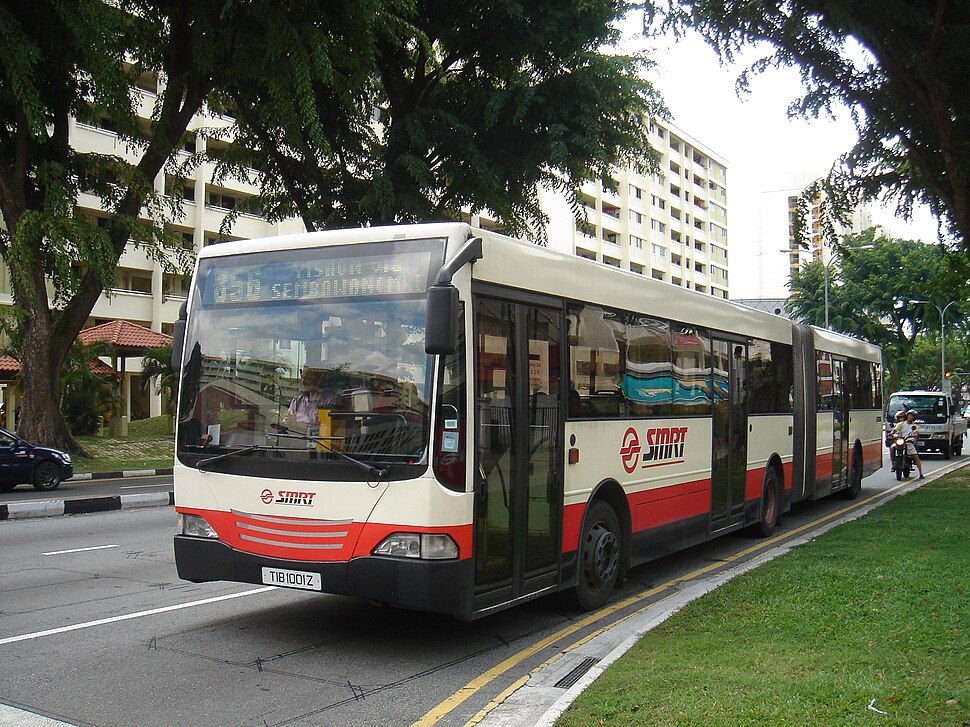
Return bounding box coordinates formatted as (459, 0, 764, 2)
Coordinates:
(887, 390, 967, 459)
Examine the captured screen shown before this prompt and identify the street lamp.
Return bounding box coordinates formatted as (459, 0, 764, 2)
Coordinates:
(780, 244, 874, 328)
(909, 299, 959, 393)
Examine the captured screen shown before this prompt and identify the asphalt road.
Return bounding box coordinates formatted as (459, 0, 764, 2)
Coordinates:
(1, 454, 965, 727)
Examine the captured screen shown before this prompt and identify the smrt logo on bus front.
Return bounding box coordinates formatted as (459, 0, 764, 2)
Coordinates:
(619, 426, 689, 473)
(259, 489, 316, 506)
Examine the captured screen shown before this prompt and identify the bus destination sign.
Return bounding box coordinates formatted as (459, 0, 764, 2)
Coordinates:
(203, 250, 433, 305)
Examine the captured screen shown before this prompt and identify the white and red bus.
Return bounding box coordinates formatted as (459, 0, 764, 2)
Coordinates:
(172, 223, 883, 619)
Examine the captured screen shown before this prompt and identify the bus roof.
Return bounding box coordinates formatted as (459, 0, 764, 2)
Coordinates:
(811, 325, 882, 363)
(470, 227, 794, 343)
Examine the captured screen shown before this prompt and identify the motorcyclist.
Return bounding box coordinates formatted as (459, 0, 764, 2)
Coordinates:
(891, 409, 925, 479)
(887, 410, 907, 470)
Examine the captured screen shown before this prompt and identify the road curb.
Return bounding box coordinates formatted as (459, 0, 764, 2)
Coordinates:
(68, 467, 173, 481)
(0, 489, 174, 521)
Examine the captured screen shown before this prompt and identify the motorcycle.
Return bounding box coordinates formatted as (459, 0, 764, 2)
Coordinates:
(892, 434, 915, 481)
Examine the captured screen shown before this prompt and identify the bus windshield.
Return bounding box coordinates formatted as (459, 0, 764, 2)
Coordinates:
(176, 240, 442, 479)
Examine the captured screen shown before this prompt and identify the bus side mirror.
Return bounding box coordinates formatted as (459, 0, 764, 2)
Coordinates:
(426, 285, 459, 355)
(171, 301, 187, 372)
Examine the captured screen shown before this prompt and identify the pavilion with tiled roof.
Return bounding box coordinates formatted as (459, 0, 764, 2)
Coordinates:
(78, 319, 173, 353)
(78, 321, 172, 434)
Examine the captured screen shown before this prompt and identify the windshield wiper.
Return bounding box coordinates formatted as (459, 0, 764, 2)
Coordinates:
(197, 444, 263, 471)
(269, 427, 388, 480)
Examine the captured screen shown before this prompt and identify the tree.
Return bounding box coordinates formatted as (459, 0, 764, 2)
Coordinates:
(655, 0, 970, 259)
(140, 343, 177, 416)
(60, 341, 119, 436)
(0, 1, 402, 452)
(788, 229, 970, 390)
(217, 0, 665, 237)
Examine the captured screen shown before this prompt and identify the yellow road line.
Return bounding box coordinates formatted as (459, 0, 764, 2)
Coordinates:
(414, 479, 914, 726)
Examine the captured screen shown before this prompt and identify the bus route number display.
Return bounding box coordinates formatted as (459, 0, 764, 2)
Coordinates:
(205, 250, 432, 304)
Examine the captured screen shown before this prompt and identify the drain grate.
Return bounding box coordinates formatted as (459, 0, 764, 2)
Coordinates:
(553, 657, 599, 689)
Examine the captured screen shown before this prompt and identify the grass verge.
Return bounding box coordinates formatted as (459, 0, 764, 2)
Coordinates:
(73, 415, 174, 474)
(557, 470, 970, 727)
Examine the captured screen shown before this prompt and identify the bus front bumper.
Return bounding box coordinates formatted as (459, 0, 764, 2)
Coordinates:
(174, 535, 474, 619)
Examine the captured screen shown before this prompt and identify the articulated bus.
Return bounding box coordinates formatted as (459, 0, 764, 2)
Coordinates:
(172, 223, 883, 619)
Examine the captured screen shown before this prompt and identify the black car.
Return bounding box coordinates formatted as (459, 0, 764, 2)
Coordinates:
(0, 428, 74, 492)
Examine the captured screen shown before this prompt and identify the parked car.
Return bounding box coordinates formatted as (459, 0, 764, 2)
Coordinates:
(0, 428, 73, 492)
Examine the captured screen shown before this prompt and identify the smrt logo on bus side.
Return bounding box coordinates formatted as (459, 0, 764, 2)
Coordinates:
(620, 428, 642, 474)
(260, 489, 316, 506)
(619, 426, 689, 473)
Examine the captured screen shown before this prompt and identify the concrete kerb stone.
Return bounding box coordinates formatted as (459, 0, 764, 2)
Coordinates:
(68, 467, 173, 481)
(0, 467, 174, 521)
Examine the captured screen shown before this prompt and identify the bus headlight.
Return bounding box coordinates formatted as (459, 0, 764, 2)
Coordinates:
(178, 513, 218, 539)
(373, 533, 458, 560)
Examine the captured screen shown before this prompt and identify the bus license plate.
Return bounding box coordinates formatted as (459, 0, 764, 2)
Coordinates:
(261, 567, 321, 591)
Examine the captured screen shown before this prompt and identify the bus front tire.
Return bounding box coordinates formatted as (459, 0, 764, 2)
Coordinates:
(752, 470, 780, 538)
(573, 500, 621, 611)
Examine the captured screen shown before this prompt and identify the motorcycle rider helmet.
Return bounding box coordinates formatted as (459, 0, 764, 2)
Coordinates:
(895, 410, 906, 420)
(906, 409, 918, 418)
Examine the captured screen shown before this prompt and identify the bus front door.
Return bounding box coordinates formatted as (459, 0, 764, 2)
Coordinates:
(473, 297, 563, 614)
(710, 339, 748, 531)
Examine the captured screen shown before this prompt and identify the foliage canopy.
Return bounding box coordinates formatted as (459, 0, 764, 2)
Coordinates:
(788, 229, 970, 390)
(0, 0, 661, 451)
(655, 0, 970, 259)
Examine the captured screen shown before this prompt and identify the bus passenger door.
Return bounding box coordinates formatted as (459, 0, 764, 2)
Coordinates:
(710, 339, 748, 531)
(473, 297, 563, 613)
(830, 358, 849, 487)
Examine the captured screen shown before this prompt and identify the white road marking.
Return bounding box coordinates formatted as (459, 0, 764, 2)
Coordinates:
(42, 545, 119, 556)
(0, 587, 276, 646)
(120, 484, 171, 489)
(0, 703, 76, 726)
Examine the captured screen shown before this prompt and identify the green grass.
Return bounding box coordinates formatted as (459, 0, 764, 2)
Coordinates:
(558, 471, 970, 727)
(73, 415, 174, 473)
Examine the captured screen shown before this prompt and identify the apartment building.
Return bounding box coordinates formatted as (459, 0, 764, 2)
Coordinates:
(780, 189, 873, 285)
(539, 118, 729, 299)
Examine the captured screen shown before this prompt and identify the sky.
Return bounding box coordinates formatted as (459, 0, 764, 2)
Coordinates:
(620, 19, 941, 299)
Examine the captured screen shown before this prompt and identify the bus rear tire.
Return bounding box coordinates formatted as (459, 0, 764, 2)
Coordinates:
(573, 500, 621, 611)
(841, 455, 862, 500)
(752, 470, 779, 538)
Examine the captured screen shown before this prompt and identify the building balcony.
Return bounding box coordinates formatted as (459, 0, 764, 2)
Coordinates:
(92, 289, 154, 322)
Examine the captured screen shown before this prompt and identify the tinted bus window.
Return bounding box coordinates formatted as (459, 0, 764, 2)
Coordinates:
(568, 305, 626, 417)
(817, 351, 834, 411)
(624, 316, 673, 416)
(672, 324, 711, 415)
(749, 339, 794, 414)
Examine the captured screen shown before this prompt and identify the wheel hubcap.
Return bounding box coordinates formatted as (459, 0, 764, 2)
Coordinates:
(586, 523, 618, 584)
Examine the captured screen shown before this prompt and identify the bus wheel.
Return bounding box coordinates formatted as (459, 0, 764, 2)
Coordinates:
(753, 470, 779, 538)
(574, 500, 621, 611)
(841, 456, 863, 500)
